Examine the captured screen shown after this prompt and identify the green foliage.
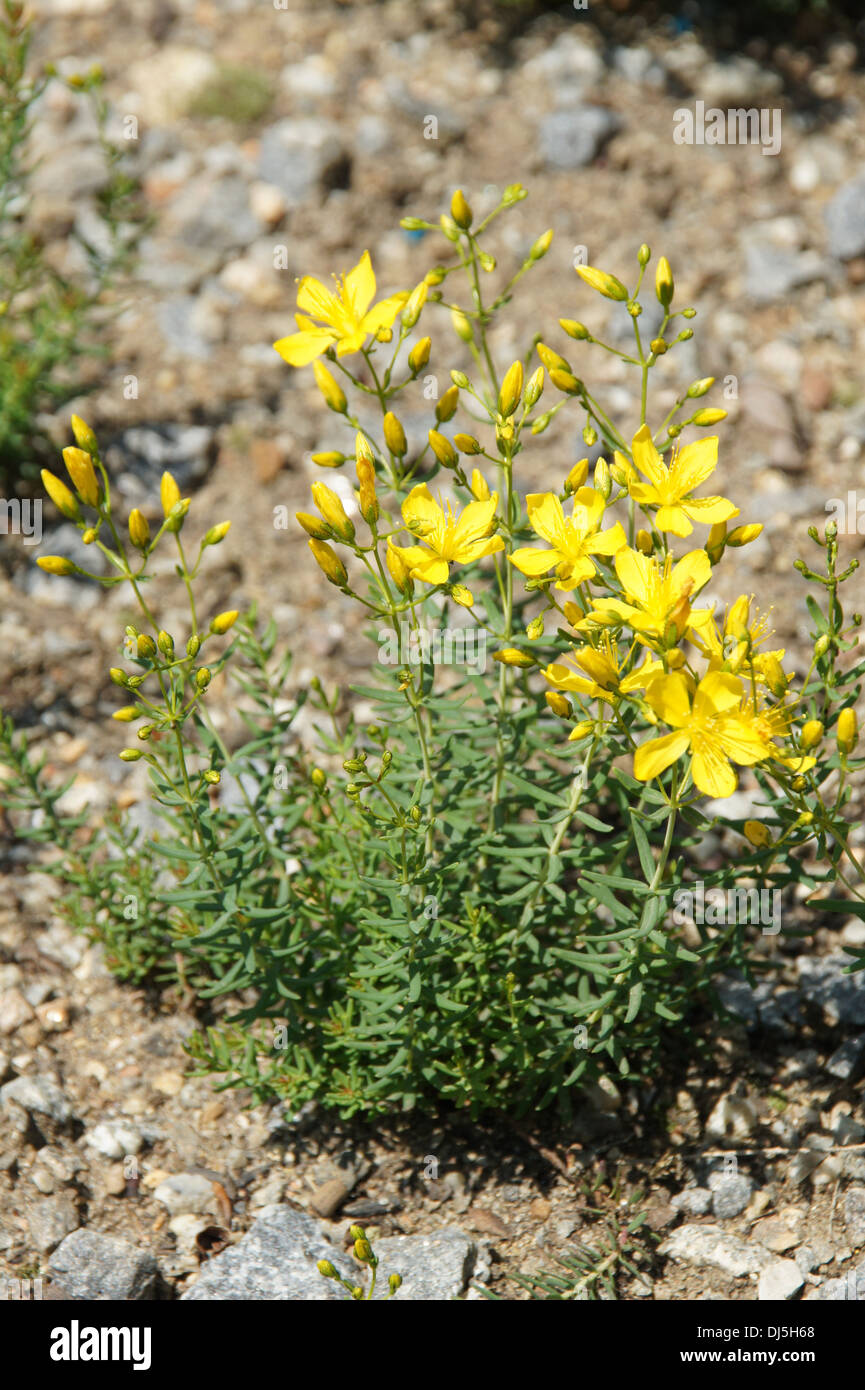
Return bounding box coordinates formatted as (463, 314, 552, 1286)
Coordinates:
(0, 1, 141, 489)
(186, 64, 274, 126)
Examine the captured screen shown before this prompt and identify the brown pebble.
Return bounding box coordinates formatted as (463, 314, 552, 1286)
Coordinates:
(466, 1206, 510, 1237)
(529, 1197, 552, 1221)
(251, 438, 284, 485)
(309, 1176, 351, 1219)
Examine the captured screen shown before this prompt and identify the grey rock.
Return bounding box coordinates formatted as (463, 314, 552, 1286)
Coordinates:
(698, 56, 782, 107)
(659, 1224, 770, 1278)
(137, 237, 221, 293)
(106, 424, 215, 495)
(153, 1174, 216, 1216)
(709, 1173, 754, 1220)
(85, 1120, 143, 1160)
(371, 1229, 476, 1301)
(539, 106, 620, 171)
(844, 1188, 865, 1244)
(168, 174, 262, 253)
(181, 1205, 345, 1300)
(744, 242, 827, 305)
(804, 1258, 865, 1300)
(523, 32, 605, 87)
(258, 118, 347, 202)
(825, 1035, 865, 1083)
(796, 953, 865, 1025)
(825, 173, 865, 261)
(757, 1259, 805, 1301)
(381, 80, 466, 139)
(1, 1075, 72, 1125)
(671, 1186, 713, 1216)
(705, 1094, 758, 1141)
(48, 1230, 159, 1300)
(612, 45, 665, 87)
(27, 1194, 79, 1254)
(0, 988, 35, 1035)
(156, 294, 221, 359)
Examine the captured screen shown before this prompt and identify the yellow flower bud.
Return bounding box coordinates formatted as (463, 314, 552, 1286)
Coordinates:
(165, 498, 191, 533)
(550, 368, 581, 394)
(408, 337, 431, 373)
(310, 451, 344, 469)
(62, 446, 100, 507)
(568, 720, 594, 741)
(296, 511, 330, 539)
(317, 1260, 337, 1279)
(451, 308, 473, 342)
(559, 318, 591, 341)
(195, 667, 212, 690)
(761, 654, 788, 699)
(450, 584, 474, 608)
(309, 537, 348, 587)
(204, 769, 220, 784)
(119, 748, 143, 762)
(691, 408, 728, 426)
(160, 471, 181, 517)
(655, 256, 674, 307)
(593, 458, 611, 500)
(383, 412, 407, 458)
(203, 520, 231, 546)
(386, 542, 413, 594)
(726, 596, 750, 642)
(82, 527, 98, 544)
(525, 366, 544, 408)
(70, 414, 98, 452)
(137, 634, 156, 658)
(837, 707, 858, 755)
(389, 1273, 402, 1294)
(470, 468, 490, 501)
(564, 458, 589, 495)
(112, 706, 140, 722)
(706, 521, 727, 564)
(452, 434, 479, 457)
(576, 265, 629, 301)
(312, 359, 347, 414)
(493, 647, 535, 669)
(41, 470, 79, 520)
(109, 668, 129, 686)
(428, 429, 458, 469)
(157, 630, 173, 655)
(498, 360, 524, 418)
(210, 610, 239, 635)
(450, 188, 472, 229)
(37, 555, 76, 575)
(128, 508, 150, 550)
(311, 481, 355, 542)
(401, 280, 427, 329)
(436, 384, 459, 423)
(529, 229, 553, 261)
(800, 719, 824, 750)
(635, 528, 653, 555)
(545, 691, 572, 719)
(743, 819, 772, 849)
(686, 377, 715, 398)
(536, 342, 571, 375)
(726, 523, 763, 547)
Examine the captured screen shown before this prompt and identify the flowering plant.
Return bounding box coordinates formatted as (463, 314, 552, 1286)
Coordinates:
(18, 185, 864, 1119)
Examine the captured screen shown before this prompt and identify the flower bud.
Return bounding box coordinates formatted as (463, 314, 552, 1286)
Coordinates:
(386, 542, 413, 594)
(119, 748, 142, 762)
(568, 721, 594, 742)
(706, 521, 727, 564)
(655, 256, 674, 307)
(161, 470, 181, 517)
(401, 280, 427, 329)
(559, 318, 591, 341)
(186, 634, 200, 658)
(837, 707, 858, 755)
(436, 384, 459, 423)
(203, 520, 231, 546)
(109, 668, 129, 687)
(165, 498, 191, 533)
(450, 308, 473, 342)
(310, 451, 345, 469)
(317, 1260, 337, 1279)
(136, 634, 156, 659)
(529, 228, 553, 261)
(112, 706, 139, 722)
(449, 582, 473, 608)
(593, 458, 611, 500)
(536, 342, 571, 375)
(650, 338, 668, 356)
(312, 359, 347, 414)
(545, 691, 572, 719)
(128, 508, 150, 550)
(62, 446, 100, 507)
(195, 667, 212, 690)
(41, 470, 80, 520)
(311, 481, 355, 542)
(550, 368, 581, 394)
(686, 377, 715, 398)
(638, 243, 651, 267)
(456, 434, 482, 457)
(389, 1273, 402, 1294)
(37, 554, 77, 576)
(564, 458, 589, 495)
(479, 250, 496, 272)
(494, 647, 535, 669)
(691, 408, 727, 426)
(800, 719, 824, 750)
(210, 610, 238, 635)
(726, 596, 750, 642)
(576, 265, 629, 301)
(70, 414, 98, 452)
(636, 528, 653, 555)
(761, 654, 788, 699)
(450, 189, 472, 229)
(383, 412, 407, 458)
(498, 360, 524, 418)
(137, 724, 154, 740)
(309, 537, 348, 587)
(311, 768, 327, 790)
(525, 367, 544, 408)
(743, 820, 772, 849)
(296, 511, 330, 539)
(726, 523, 762, 547)
(408, 337, 431, 373)
(428, 429, 458, 469)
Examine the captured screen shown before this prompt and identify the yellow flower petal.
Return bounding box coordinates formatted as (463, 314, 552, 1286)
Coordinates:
(634, 729, 690, 781)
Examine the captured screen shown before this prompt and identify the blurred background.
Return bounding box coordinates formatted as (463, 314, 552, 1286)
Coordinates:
(2, 0, 865, 773)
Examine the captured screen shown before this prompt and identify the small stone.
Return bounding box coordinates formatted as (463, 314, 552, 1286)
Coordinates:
(844, 1188, 865, 1245)
(659, 1224, 770, 1278)
(824, 1036, 865, 1083)
(800, 369, 833, 413)
(825, 173, 865, 261)
(538, 106, 620, 170)
(27, 1194, 79, 1254)
(258, 118, 346, 203)
(466, 1207, 509, 1237)
(705, 1094, 758, 1141)
(797, 953, 865, 1026)
(671, 1187, 713, 1216)
(308, 1175, 352, 1219)
(249, 181, 286, 227)
(758, 1259, 805, 1301)
(153, 1174, 217, 1216)
(710, 1174, 754, 1220)
(744, 242, 827, 305)
(153, 1070, 185, 1097)
(85, 1120, 143, 1160)
(48, 1230, 159, 1300)
(751, 1217, 800, 1254)
(181, 1205, 345, 1300)
(371, 1229, 476, 1301)
(34, 999, 70, 1032)
(251, 439, 284, 484)
(1, 1074, 72, 1125)
(0, 988, 35, 1035)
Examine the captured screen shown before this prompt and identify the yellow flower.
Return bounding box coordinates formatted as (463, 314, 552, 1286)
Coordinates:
(583, 546, 714, 643)
(273, 252, 409, 366)
(543, 634, 663, 704)
(693, 599, 787, 686)
(509, 489, 626, 591)
(393, 485, 503, 586)
(627, 425, 738, 537)
(634, 670, 768, 798)
(41, 470, 79, 520)
(62, 446, 100, 508)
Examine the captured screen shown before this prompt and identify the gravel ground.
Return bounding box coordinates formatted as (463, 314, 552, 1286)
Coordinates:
(1, 0, 865, 1300)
